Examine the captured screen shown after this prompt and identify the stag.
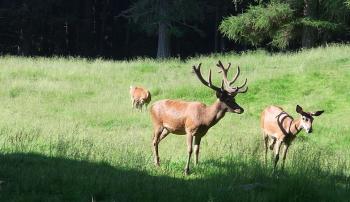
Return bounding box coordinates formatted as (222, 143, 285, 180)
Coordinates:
(129, 86, 151, 111)
(150, 61, 248, 174)
(261, 105, 324, 171)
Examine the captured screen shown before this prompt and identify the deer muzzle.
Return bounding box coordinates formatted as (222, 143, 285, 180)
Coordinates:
(306, 127, 313, 134)
(234, 107, 244, 114)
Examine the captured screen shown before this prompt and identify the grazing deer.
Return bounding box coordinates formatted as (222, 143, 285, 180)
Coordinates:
(150, 61, 248, 174)
(260, 105, 324, 171)
(129, 86, 151, 111)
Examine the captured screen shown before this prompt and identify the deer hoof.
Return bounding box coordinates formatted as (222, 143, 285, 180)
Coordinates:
(154, 159, 160, 167)
(184, 168, 190, 175)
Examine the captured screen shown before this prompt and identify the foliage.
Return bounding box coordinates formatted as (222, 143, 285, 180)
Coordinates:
(318, 0, 350, 22)
(0, 0, 223, 58)
(300, 18, 342, 31)
(120, 0, 205, 37)
(219, 3, 294, 49)
(220, 0, 350, 49)
(1, 0, 350, 57)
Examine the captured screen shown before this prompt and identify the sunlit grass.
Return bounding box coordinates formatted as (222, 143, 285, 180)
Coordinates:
(0, 44, 349, 201)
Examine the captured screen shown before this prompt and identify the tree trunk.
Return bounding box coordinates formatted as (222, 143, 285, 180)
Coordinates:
(157, 21, 170, 58)
(220, 37, 226, 52)
(214, 7, 219, 52)
(302, 0, 316, 48)
(19, 3, 31, 56)
(156, 0, 170, 58)
(64, 21, 69, 55)
(99, 0, 108, 56)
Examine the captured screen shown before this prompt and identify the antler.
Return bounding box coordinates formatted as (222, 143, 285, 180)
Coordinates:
(192, 63, 222, 92)
(217, 60, 234, 85)
(216, 60, 248, 94)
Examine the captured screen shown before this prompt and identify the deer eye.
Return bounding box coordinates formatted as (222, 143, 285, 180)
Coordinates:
(302, 117, 306, 121)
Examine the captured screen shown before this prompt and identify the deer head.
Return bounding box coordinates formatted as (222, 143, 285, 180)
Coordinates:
(192, 61, 248, 114)
(296, 105, 324, 134)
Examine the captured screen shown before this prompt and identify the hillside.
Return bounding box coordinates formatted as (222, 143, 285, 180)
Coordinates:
(0, 45, 349, 201)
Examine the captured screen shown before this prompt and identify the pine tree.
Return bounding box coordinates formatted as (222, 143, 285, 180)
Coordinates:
(219, 0, 350, 50)
(118, 0, 205, 58)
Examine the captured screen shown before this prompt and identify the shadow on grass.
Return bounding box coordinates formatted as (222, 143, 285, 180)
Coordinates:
(0, 153, 349, 202)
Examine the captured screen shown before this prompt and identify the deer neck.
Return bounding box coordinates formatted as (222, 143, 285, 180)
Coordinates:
(289, 118, 302, 136)
(204, 99, 227, 127)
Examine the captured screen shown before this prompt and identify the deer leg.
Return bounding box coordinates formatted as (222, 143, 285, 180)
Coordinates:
(159, 128, 169, 141)
(194, 136, 202, 165)
(131, 99, 135, 109)
(269, 136, 276, 150)
(139, 99, 144, 112)
(138, 102, 142, 112)
(263, 134, 268, 165)
(184, 134, 193, 175)
(273, 140, 282, 172)
(281, 144, 289, 170)
(152, 127, 168, 167)
(136, 101, 141, 111)
(135, 101, 139, 110)
(152, 127, 162, 166)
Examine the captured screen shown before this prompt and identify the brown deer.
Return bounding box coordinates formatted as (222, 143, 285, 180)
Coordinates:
(150, 61, 248, 174)
(129, 86, 151, 111)
(260, 105, 324, 171)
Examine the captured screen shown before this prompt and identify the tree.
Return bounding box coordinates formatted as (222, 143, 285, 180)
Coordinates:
(0, 0, 349, 57)
(219, 2, 295, 49)
(301, 0, 316, 47)
(291, 0, 350, 48)
(219, 0, 350, 50)
(119, 0, 205, 58)
(156, 0, 170, 58)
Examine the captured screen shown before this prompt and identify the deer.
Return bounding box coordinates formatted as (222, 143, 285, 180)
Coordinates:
(129, 86, 151, 111)
(260, 105, 324, 171)
(150, 61, 248, 175)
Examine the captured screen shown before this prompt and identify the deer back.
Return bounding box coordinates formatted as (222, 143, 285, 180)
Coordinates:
(130, 86, 150, 101)
(150, 99, 213, 134)
(261, 106, 294, 139)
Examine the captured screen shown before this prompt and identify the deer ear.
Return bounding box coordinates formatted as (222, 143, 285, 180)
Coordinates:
(312, 110, 324, 116)
(296, 105, 303, 114)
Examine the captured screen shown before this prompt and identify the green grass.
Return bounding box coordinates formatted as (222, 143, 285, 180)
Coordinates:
(0, 45, 349, 201)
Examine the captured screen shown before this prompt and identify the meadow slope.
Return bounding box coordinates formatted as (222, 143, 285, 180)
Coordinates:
(0, 45, 349, 201)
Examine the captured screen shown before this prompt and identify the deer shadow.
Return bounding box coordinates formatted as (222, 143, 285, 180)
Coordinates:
(0, 153, 348, 202)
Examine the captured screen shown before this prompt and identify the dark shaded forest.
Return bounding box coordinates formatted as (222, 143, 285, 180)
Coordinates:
(1, 0, 350, 59)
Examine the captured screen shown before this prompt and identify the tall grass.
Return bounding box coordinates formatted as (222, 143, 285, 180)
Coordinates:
(0, 44, 349, 201)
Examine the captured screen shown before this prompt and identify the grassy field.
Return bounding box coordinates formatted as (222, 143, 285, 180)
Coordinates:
(0, 45, 349, 201)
